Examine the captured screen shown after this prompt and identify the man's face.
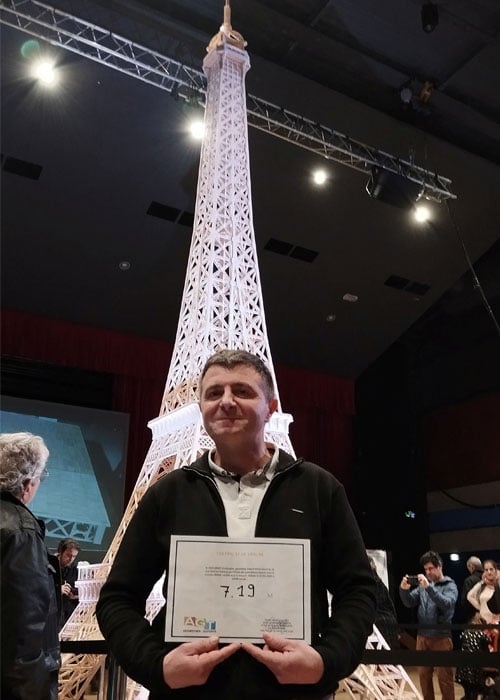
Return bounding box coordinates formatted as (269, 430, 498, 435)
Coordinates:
(423, 562, 443, 582)
(60, 548, 79, 567)
(200, 364, 277, 446)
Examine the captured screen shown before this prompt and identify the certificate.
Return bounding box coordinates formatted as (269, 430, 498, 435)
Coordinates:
(165, 535, 311, 643)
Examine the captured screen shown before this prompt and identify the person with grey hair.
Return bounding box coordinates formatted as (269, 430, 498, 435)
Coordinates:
(97, 349, 376, 700)
(460, 556, 483, 621)
(0, 432, 60, 700)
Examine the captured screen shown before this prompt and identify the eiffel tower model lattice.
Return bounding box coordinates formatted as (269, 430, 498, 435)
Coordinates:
(58, 3, 293, 698)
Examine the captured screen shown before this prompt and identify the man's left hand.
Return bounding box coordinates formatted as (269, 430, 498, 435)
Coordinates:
(241, 632, 324, 684)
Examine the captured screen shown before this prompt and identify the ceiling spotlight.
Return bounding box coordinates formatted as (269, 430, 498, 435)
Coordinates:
(414, 204, 431, 223)
(366, 167, 423, 208)
(312, 169, 328, 186)
(399, 86, 413, 105)
(188, 118, 205, 140)
(342, 293, 358, 303)
(31, 58, 58, 86)
(421, 3, 439, 33)
(118, 261, 131, 271)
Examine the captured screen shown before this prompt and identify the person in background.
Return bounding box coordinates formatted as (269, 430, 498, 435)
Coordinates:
(467, 560, 500, 625)
(400, 550, 458, 700)
(367, 555, 400, 649)
(0, 432, 60, 700)
(56, 537, 81, 626)
(460, 556, 483, 622)
(455, 610, 490, 700)
(97, 349, 376, 700)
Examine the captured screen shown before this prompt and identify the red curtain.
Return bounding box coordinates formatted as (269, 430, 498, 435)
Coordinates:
(2, 308, 355, 500)
(423, 392, 500, 490)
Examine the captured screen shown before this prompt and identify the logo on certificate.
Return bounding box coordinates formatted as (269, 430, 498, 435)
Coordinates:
(183, 616, 217, 632)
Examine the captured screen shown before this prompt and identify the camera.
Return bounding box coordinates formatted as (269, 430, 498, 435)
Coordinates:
(406, 575, 420, 586)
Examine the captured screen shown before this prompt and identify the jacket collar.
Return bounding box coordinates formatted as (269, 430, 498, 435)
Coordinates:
(0, 490, 45, 533)
(183, 448, 301, 478)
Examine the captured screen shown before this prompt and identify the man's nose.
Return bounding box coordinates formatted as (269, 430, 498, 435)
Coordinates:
(220, 388, 236, 406)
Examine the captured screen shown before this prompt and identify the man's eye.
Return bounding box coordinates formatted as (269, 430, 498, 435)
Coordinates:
(205, 391, 220, 399)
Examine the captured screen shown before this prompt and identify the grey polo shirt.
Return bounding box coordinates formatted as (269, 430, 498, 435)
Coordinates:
(208, 445, 279, 537)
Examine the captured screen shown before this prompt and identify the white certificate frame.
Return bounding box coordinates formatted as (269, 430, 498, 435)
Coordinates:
(165, 535, 311, 643)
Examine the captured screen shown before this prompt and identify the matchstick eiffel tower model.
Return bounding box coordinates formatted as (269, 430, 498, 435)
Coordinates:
(58, 3, 294, 698)
(58, 4, 419, 699)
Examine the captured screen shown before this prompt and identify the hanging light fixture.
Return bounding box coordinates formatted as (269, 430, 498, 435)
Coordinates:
(366, 168, 423, 208)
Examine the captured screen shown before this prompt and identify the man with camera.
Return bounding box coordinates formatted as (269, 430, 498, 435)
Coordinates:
(400, 550, 458, 700)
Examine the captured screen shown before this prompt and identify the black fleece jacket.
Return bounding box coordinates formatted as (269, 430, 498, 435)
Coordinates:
(96, 450, 376, 700)
(0, 491, 60, 700)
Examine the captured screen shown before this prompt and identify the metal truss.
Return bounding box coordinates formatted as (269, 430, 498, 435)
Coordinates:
(0, 0, 455, 201)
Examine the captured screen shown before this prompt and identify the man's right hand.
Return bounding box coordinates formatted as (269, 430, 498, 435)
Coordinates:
(400, 576, 411, 590)
(162, 637, 240, 689)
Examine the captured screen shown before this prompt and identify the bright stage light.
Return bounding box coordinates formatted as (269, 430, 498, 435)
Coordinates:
(414, 204, 431, 223)
(31, 58, 59, 86)
(312, 168, 327, 186)
(189, 118, 205, 140)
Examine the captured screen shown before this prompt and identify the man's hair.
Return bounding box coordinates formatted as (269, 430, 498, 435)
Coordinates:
(58, 538, 81, 555)
(420, 550, 443, 568)
(200, 349, 276, 400)
(467, 556, 482, 571)
(0, 432, 49, 498)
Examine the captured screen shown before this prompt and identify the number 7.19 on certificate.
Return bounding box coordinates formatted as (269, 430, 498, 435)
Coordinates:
(220, 584, 256, 598)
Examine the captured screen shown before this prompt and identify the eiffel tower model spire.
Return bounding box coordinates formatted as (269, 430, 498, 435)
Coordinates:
(58, 4, 293, 697)
(161, 0, 279, 419)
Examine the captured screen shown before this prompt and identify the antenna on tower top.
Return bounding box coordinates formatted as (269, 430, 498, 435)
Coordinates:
(207, 0, 247, 52)
(223, 0, 231, 33)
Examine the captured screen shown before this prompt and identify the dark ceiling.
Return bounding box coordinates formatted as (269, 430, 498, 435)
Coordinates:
(1, 0, 500, 380)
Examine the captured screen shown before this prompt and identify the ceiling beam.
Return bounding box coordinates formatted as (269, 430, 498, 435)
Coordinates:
(0, 0, 455, 200)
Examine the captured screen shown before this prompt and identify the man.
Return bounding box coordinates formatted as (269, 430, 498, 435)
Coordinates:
(57, 537, 81, 625)
(0, 432, 60, 700)
(460, 556, 483, 621)
(400, 550, 458, 700)
(368, 555, 399, 649)
(97, 349, 376, 700)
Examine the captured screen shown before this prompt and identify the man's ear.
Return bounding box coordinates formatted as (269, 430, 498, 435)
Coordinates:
(20, 478, 35, 504)
(268, 397, 278, 418)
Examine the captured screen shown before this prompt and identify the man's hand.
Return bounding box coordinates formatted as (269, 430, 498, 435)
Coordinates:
(241, 632, 324, 685)
(162, 637, 240, 689)
(400, 576, 411, 590)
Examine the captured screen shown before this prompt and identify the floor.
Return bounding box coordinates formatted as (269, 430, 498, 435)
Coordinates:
(83, 667, 465, 699)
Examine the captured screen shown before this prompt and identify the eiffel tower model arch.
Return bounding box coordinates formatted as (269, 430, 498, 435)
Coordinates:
(58, 3, 294, 698)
